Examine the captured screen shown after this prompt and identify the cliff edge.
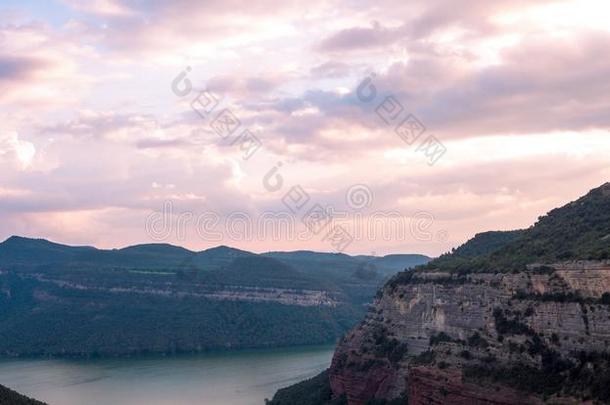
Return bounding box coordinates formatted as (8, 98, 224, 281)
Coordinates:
(327, 183, 610, 405)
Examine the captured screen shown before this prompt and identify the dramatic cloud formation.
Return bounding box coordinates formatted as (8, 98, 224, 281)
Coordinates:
(0, 0, 609, 256)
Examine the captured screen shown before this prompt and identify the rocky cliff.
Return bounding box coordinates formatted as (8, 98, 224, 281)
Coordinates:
(330, 261, 610, 404)
(326, 183, 610, 405)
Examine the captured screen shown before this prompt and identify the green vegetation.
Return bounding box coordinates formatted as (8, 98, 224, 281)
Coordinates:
(370, 326, 408, 364)
(387, 271, 468, 290)
(362, 254, 431, 276)
(263, 251, 430, 278)
(411, 349, 435, 365)
(266, 370, 346, 405)
(0, 278, 356, 356)
(476, 306, 610, 401)
(459, 350, 472, 359)
(413, 230, 526, 274)
(429, 332, 453, 346)
(467, 332, 489, 348)
(514, 290, 610, 306)
(496, 184, 610, 263)
(0, 237, 428, 357)
(466, 328, 574, 395)
(397, 183, 610, 276)
(429, 332, 464, 346)
(464, 351, 610, 402)
(448, 230, 526, 258)
(266, 369, 408, 405)
(493, 308, 534, 336)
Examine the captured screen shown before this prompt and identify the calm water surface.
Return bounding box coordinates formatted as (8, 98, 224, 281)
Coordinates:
(0, 345, 335, 405)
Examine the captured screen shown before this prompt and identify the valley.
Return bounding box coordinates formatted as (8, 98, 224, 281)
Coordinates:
(0, 238, 429, 357)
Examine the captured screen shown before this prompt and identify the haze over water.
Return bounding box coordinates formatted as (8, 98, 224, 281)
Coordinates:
(0, 345, 334, 405)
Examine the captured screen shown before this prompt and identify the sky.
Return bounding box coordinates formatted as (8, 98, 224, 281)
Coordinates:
(1, 0, 609, 257)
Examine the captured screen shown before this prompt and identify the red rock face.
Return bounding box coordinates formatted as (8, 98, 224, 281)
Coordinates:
(328, 262, 610, 405)
(407, 366, 542, 405)
(329, 360, 395, 404)
(329, 362, 543, 405)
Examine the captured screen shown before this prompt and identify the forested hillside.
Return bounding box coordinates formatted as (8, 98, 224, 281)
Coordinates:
(418, 183, 610, 274)
(0, 238, 429, 356)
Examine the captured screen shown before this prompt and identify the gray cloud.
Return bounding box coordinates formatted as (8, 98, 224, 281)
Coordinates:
(317, 22, 405, 52)
(309, 61, 352, 78)
(0, 55, 47, 81)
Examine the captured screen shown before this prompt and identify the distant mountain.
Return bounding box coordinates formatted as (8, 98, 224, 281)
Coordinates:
(0, 236, 96, 266)
(365, 254, 432, 275)
(0, 236, 197, 270)
(117, 243, 193, 256)
(0, 236, 429, 356)
(263, 250, 431, 277)
(263, 250, 354, 263)
(0, 384, 46, 405)
(191, 245, 255, 269)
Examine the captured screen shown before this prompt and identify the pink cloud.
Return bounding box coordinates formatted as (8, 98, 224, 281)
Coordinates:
(0, 0, 609, 256)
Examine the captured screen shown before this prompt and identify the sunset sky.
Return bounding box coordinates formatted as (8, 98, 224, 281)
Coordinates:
(1, 0, 609, 256)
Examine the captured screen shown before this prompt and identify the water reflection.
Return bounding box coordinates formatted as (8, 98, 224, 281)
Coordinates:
(0, 345, 335, 405)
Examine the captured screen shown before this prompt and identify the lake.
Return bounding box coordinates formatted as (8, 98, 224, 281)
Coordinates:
(0, 345, 335, 405)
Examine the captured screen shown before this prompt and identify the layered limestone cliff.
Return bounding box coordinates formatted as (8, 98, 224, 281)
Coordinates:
(329, 261, 610, 404)
(31, 274, 338, 307)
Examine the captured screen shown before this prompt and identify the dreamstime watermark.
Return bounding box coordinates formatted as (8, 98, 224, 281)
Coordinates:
(171, 66, 362, 251)
(356, 74, 447, 166)
(166, 68, 448, 252)
(346, 184, 374, 210)
(171, 66, 262, 161)
(145, 202, 447, 244)
(146, 183, 448, 248)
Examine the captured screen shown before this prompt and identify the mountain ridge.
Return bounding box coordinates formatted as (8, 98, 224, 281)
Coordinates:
(0, 235, 430, 357)
(0, 235, 431, 266)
